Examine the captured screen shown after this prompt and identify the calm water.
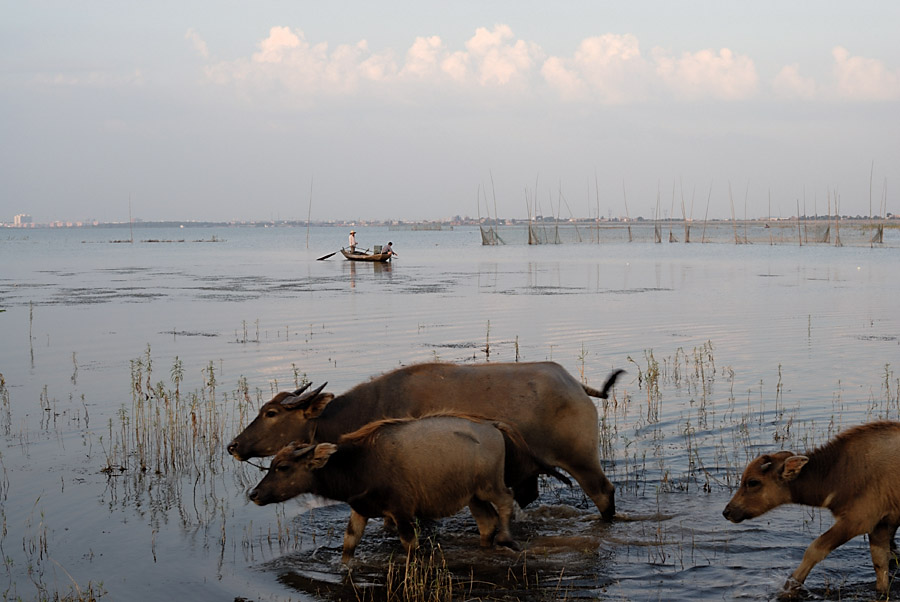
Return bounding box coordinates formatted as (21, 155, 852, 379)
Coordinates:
(1, 224, 899, 601)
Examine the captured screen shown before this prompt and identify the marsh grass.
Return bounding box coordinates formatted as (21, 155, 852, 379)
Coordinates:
(375, 542, 454, 602)
(0, 374, 9, 436)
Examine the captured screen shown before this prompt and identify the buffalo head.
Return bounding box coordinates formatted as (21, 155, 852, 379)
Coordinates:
(248, 441, 338, 505)
(227, 382, 333, 460)
(722, 450, 808, 523)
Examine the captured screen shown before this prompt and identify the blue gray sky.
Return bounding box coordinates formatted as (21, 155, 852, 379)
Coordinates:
(3, 1, 899, 223)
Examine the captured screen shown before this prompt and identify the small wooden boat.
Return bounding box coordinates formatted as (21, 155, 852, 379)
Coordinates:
(340, 248, 392, 262)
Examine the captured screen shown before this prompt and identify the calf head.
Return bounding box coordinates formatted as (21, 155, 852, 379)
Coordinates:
(248, 442, 338, 505)
(722, 450, 809, 523)
(227, 382, 333, 460)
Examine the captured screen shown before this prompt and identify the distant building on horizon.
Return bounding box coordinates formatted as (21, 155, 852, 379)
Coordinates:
(14, 214, 33, 227)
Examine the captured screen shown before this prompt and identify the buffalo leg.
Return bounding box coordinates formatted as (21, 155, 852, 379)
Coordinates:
(559, 458, 616, 520)
(513, 475, 539, 508)
(392, 515, 419, 554)
(869, 522, 894, 595)
(782, 520, 859, 599)
(467, 498, 499, 547)
(342, 510, 368, 564)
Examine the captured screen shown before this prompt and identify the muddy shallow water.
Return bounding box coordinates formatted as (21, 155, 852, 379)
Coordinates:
(1, 224, 899, 601)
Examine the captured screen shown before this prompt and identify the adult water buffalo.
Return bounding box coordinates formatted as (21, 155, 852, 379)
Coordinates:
(230, 362, 624, 519)
(250, 414, 556, 562)
(723, 421, 900, 598)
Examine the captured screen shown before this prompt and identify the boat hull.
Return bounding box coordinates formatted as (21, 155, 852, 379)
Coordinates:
(341, 248, 392, 262)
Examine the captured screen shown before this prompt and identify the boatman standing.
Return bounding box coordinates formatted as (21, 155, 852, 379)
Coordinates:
(348, 230, 357, 252)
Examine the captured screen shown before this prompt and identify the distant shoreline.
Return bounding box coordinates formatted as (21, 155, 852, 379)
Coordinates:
(3, 215, 896, 230)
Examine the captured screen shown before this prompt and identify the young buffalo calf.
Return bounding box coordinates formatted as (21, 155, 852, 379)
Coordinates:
(249, 414, 542, 563)
(723, 421, 900, 598)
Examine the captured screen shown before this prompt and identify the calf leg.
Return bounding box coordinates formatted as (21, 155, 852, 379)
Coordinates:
(782, 520, 858, 599)
(870, 522, 894, 595)
(475, 485, 517, 550)
(341, 510, 368, 564)
(490, 489, 518, 550)
(467, 498, 500, 547)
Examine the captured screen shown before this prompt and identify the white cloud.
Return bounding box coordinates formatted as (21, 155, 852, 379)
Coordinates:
(359, 44, 397, 82)
(832, 46, 900, 101)
(252, 26, 302, 64)
(204, 24, 546, 105)
(654, 47, 758, 101)
(185, 28, 209, 59)
(543, 34, 648, 103)
(462, 25, 542, 86)
(540, 56, 587, 101)
(200, 26, 899, 108)
(206, 26, 387, 99)
(400, 36, 444, 79)
(541, 36, 762, 104)
(772, 64, 816, 99)
(440, 51, 470, 83)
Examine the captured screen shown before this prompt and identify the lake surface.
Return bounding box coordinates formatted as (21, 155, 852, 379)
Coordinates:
(1, 224, 899, 601)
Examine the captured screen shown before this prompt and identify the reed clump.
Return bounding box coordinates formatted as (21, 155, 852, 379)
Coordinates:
(380, 543, 453, 602)
(0, 373, 10, 436)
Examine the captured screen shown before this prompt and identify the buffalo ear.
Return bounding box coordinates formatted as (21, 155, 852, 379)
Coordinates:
(309, 443, 338, 470)
(781, 455, 809, 482)
(301, 393, 335, 419)
(290, 443, 318, 459)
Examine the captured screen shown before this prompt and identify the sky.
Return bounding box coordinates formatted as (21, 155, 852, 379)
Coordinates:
(2, 1, 899, 223)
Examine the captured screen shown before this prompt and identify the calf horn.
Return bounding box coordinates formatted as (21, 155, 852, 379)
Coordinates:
(289, 443, 318, 458)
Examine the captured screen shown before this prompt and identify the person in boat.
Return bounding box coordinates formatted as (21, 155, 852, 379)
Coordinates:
(348, 230, 357, 252)
(383, 241, 397, 257)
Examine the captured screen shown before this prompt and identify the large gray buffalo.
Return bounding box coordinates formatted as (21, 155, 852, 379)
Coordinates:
(230, 361, 624, 519)
(250, 414, 556, 562)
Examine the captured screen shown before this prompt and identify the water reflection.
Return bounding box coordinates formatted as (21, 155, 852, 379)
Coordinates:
(373, 261, 392, 278)
(342, 258, 393, 290)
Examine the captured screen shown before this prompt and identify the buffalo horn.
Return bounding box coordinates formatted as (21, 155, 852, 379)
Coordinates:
(291, 382, 313, 396)
(291, 443, 317, 458)
(281, 382, 328, 409)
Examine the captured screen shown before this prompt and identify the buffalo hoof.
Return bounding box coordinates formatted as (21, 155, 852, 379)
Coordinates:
(495, 537, 519, 551)
(776, 578, 805, 601)
(601, 497, 616, 521)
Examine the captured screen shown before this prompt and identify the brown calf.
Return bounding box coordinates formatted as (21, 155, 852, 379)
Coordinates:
(249, 414, 563, 563)
(723, 421, 900, 598)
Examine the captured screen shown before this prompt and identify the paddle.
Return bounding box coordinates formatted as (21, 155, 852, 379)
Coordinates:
(316, 251, 337, 260)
